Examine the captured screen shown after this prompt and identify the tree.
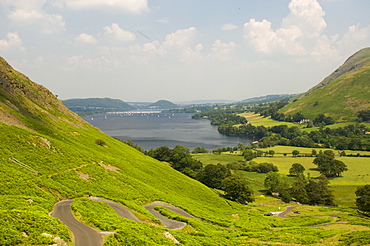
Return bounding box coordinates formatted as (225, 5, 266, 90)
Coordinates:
(192, 147, 208, 154)
(305, 175, 335, 205)
(289, 163, 305, 176)
(95, 139, 106, 146)
(264, 172, 286, 194)
(313, 151, 348, 177)
(289, 174, 309, 204)
(222, 175, 255, 204)
(358, 110, 370, 122)
(268, 150, 275, 157)
(237, 142, 245, 151)
(196, 164, 231, 189)
(356, 185, 370, 213)
(292, 150, 300, 157)
(243, 149, 255, 161)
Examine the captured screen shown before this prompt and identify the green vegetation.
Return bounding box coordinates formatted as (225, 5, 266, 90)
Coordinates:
(355, 185, 370, 214)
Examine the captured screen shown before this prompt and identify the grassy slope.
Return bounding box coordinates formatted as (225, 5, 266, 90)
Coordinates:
(1, 57, 370, 245)
(280, 47, 370, 121)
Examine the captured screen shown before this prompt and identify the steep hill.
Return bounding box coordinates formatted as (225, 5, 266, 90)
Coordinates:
(280, 47, 370, 121)
(149, 99, 178, 109)
(62, 98, 135, 115)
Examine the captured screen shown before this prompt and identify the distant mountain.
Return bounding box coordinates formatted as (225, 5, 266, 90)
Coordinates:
(148, 99, 178, 109)
(280, 47, 370, 121)
(62, 98, 135, 115)
(175, 99, 235, 105)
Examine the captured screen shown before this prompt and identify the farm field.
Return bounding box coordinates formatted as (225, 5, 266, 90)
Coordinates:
(193, 145, 370, 207)
(239, 112, 370, 132)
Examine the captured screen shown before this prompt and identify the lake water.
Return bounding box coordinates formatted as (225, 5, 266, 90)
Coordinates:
(84, 112, 251, 151)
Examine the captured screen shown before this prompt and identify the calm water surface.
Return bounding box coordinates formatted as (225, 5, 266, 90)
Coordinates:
(85, 112, 251, 151)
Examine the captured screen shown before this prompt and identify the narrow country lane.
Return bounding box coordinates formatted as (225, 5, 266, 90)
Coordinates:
(144, 203, 190, 230)
(276, 206, 296, 218)
(51, 200, 103, 246)
(89, 197, 142, 222)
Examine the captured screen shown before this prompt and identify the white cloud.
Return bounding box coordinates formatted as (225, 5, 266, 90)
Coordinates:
(64, 0, 148, 14)
(221, 24, 238, 31)
(0, 0, 46, 10)
(208, 40, 235, 61)
(103, 23, 136, 42)
(2, 0, 65, 34)
(283, 0, 326, 38)
(243, 0, 331, 56)
(338, 24, 370, 55)
(75, 33, 98, 44)
(162, 27, 197, 49)
(0, 32, 25, 52)
(157, 17, 169, 23)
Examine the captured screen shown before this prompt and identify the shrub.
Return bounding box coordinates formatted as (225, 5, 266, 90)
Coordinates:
(95, 139, 106, 146)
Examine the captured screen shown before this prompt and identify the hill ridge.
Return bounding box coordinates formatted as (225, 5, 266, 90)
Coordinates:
(280, 47, 370, 121)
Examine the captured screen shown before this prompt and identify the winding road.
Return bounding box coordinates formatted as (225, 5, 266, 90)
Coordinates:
(51, 200, 103, 246)
(51, 198, 197, 245)
(144, 202, 196, 230)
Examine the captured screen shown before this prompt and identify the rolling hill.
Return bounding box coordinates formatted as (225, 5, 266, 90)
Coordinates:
(1, 56, 369, 245)
(149, 99, 178, 109)
(280, 47, 370, 121)
(62, 98, 135, 115)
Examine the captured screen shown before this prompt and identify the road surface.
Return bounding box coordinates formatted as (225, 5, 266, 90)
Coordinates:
(276, 206, 296, 218)
(51, 200, 103, 246)
(89, 197, 142, 222)
(144, 203, 188, 230)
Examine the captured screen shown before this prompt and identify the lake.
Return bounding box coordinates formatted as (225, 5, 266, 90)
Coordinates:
(84, 112, 251, 151)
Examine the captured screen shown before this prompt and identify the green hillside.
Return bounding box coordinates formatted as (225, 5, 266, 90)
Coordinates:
(280, 47, 370, 121)
(1, 57, 370, 245)
(62, 98, 135, 115)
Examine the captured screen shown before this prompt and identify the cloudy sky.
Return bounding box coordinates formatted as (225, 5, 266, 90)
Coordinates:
(1, 0, 369, 102)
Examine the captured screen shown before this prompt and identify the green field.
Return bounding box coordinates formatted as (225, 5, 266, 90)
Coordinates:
(239, 112, 370, 132)
(192, 146, 370, 207)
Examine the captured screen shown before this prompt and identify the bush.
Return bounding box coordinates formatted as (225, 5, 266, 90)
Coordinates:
(95, 139, 106, 146)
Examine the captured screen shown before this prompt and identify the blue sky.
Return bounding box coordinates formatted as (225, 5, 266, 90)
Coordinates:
(0, 0, 369, 102)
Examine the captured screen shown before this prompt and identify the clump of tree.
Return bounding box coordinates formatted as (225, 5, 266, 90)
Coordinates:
(222, 175, 255, 204)
(289, 163, 305, 176)
(147, 145, 202, 178)
(242, 149, 264, 161)
(192, 147, 209, 154)
(358, 110, 370, 122)
(356, 185, 370, 214)
(313, 114, 335, 126)
(246, 162, 278, 173)
(313, 150, 348, 177)
(264, 172, 335, 205)
(196, 164, 231, 189)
